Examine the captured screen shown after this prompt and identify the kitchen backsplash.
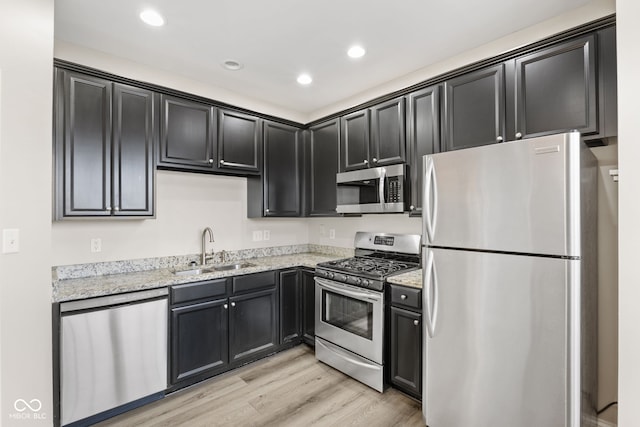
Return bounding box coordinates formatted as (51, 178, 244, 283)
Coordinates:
(53, 244, 353, 281)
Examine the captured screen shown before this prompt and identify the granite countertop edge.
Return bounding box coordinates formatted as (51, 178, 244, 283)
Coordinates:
(53, 253, 342, 303)
(387, 269, 423, 289)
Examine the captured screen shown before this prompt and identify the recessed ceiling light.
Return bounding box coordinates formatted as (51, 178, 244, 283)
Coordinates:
(297, 74, 313, 85)
(140, 9, 165, 27)
(222, 60, 243, 71)
(347, 45, 366, 59)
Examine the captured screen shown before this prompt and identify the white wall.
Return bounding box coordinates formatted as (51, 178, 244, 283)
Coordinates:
(0, 0, 53, 425)
(616, 0, 640, 425)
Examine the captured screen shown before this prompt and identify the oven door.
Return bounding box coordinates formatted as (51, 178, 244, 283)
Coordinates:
(314, 277, 384, 364)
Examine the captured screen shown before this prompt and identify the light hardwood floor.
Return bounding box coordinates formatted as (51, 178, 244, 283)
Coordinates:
(97, 345, 423, 427)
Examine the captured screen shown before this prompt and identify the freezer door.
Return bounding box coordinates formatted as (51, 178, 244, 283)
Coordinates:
(423, 132, 594, 257)
(422, 248, 582, 427)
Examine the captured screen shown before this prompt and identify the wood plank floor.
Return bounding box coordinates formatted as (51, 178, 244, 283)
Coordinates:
(97, 345, 424, 427)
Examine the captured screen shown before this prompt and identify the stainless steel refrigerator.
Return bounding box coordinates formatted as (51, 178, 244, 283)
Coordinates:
(421, 132, 598, 427)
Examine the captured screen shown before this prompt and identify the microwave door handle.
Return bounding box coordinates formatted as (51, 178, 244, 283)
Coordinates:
(379, 167, 386, 206)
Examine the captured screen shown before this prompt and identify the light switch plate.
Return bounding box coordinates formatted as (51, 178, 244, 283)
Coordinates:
(329, 229, 336, 239)
(90, 238, 102, 253)
(252, 230, 263, 242)
(2, 228, 20, 254)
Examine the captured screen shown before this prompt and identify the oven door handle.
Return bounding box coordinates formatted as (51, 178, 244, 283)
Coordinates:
(315, 277, 382, 303)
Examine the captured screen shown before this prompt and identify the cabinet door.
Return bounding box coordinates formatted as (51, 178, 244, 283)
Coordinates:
(229, 288, 278, 363)
(262, 121, 302, 216)
(340, 109, 370, 171)
(301, 269, 316, 346)
(389, 306, 422, 398)
(308, 119, 340, 216)
(112, 84, 155, 216)
(158, 95, 216, 171)
(170, 298, 229, 384)
(406, 85, 441, 216)
(217, 109, 262, 174)
(279, 270, 302, 345)
(443, 64, 506, 151)
(55, 70, 112, 218)
(515, 34, 597, 140)
(371, 97, 406, 166)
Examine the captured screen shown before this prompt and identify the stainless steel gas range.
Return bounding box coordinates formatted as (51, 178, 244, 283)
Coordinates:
(314, 232, 421, 392)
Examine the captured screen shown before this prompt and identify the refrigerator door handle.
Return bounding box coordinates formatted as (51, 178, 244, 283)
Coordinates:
(423, 157, 438, 243)
(424, 250, 439, 338)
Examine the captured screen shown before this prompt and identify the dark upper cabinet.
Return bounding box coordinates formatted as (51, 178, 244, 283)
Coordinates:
(170, 298, 229, 384)
(158, 95, 216, 171)
(229, 288, 278, 363)
(341, 109, 370, 171)
(54, 69, 155, 218)
(217, 108, 262, 174)
(406, 85, 441, 216)
(340, 97, 406, 171)
(301, 269, 316, 346)
(279, 269, 302, 345)
(307, 119, 340, 217)
(443, 63, 506, 151)
(389, 306, 422, 399)
(370, 97, 406, 166)
(514, 34, 597, 140)
(248, 121, 302, 217)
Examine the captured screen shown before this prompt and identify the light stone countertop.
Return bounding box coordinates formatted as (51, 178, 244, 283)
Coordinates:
(387, 269, 423, 289)
(53, 252, 344, 303)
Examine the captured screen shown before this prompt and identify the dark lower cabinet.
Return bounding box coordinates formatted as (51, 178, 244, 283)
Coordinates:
(170, 298, 229, 384)
(279, 270, 302, 345)
(229, 288, 278, 363)
(388, 284, 422, 399)
(301, 269, 316, 346)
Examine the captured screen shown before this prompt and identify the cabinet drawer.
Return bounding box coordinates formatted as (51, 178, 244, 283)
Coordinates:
(171, 278, 228, 305)
(390, 285, 421, 310)
(232, 271, 276, 294)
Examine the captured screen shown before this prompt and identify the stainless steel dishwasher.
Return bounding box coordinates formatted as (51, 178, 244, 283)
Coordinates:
(60, 288, 168, 426)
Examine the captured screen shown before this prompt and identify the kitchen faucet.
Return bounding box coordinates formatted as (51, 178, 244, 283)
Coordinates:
(201, 227, 214, 265)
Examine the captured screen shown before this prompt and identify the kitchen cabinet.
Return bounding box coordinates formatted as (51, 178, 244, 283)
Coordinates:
(247, 121, 302, 217)
(406, 85, 441, 216)
(54, 69, 156, 218)
(306, 119, 340, 216)
(217, 108, 262, 174)
(443, 63, 506, 151)
(170, 278, 229, 385)
(340, 97, 405, 171)
(388, 284, 422, 399)
(301, 268, 316, 346)
(157, 94, 216, 172)
(229, 288, 278, 363)
(279, 269, 302, 345)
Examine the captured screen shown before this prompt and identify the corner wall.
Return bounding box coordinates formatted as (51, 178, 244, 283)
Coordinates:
(0, 0, 54, 424)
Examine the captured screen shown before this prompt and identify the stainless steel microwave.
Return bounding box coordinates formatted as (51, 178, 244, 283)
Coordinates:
(336, 164, 407, 214)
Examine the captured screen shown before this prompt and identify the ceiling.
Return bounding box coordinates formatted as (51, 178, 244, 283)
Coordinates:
(55, 0, 594, 118)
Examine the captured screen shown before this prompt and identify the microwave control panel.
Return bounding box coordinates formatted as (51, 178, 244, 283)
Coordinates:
(387, 176, 403, 203)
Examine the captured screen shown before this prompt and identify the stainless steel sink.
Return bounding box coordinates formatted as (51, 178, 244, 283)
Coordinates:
(214, 262, 255, 271)
(172, 262, 255, 275)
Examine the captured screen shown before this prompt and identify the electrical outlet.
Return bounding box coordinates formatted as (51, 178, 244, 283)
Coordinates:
(252, 230, 263, 242)
(263, 230, 270, 241)
(2, 228, 19, 254)
(329, 229, 335, 239)
(90, 238, 102, 253)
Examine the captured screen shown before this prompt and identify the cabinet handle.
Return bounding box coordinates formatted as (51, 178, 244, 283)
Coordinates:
(265, 208, 270, 213)
(231, 302, 236, 307)
(515, 132, 523, 140)
(414, 320, 420, 326)
(363, 159, 369, 165)
(114, 206, 120, 212)
(496, 136, 503, 143)
(372, 158, 378, 163)
(401, 294, 407, 300)
(409, 205, 415, 211)
(106, 206, 112, 212)
(223, 303, 228, 309)
(208, 158, 214, 164)
(219, 159, 225, 165)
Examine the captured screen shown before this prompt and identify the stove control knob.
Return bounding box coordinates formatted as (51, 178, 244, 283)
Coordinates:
(327, 272, 334, 279)
(355, 278, 362, 285)
(361, 279, 370, 287)
(336, 274, 346, 282)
